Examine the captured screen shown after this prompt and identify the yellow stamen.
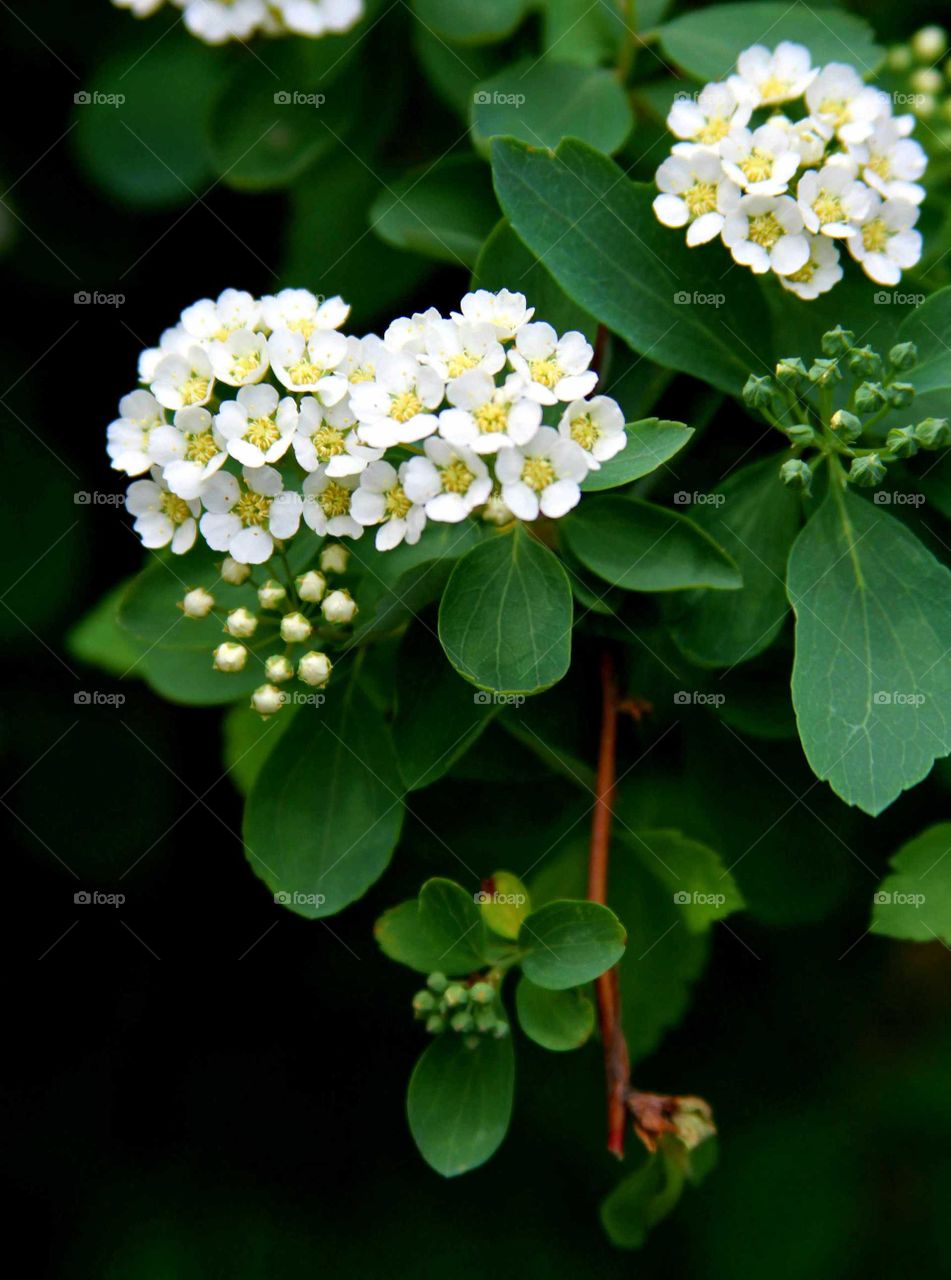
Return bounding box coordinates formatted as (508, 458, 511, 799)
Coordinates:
(748, 211, 784, 248)
(181, 377, 210, 405)
(160, 492, 190, 525)
(862, 217, 889, 253)
(311, 426, 346, 460)
(739, 149, 774, 184)
(185, 431, 219, 464)
(685, 180, 718, 217)
(246, 417, 281, 451)
(233, 492, 272, 527)
(522, 457, 556, 492)
(319, 482, 352, 518)
(813, 192, 845, 225)
(698, 116, 730, 145)
(441, 460, 475, 495)
(570, 414, 600, 451)
(474, 403, 508, 434)
(390, 391, 423, 423)
(528, 357, 561, 389)
(446, 353, 479, 378)
(384, 484, 412, 519)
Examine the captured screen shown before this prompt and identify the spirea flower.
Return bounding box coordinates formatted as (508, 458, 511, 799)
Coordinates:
(109, 0, 365, 44)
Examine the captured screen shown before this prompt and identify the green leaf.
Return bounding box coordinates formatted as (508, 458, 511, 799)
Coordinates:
(473, 219, 596, 340)
(563, 496, 742, 592)
(221, 703, 296, 797)
(471, 59, 632, 157)
(870, 823, 951, 943)
(414, 25, 506, 117)
(788, 484, 951, 815)
(375, 878, 491, 975)
(439, 526, 573, 695)
(601, 1148, 686, 1249)
(66, 581, 144, 677)
(243, 672, 404, 918)
(656, 4, 883, 84)
(581, 419, 693, 492)
(667, 456, 801, 667)
(519, 899, 626, 989)
(411, 0, 528, 44)
(491, 137, 772, 396)
(480, 870, 531, 939)
(370, 155, 499, 269)
(515, 977, 594, 1050)
(541, 0, 626, 65)
(407, 1031, 515, 1177)
(619, 829, 744, 933)
(896, 284, 951, 401)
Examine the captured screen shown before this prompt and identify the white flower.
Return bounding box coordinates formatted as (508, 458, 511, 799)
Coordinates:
(293, 396, 380, 475)
(112, 0, 166, 16)
(777, 234, 843, 299)
(126, 466, 200, 554)
(653, 147, 742, 244)
(301, 469, 363, 539)
(215, 384, 299, 468)
(181, 289, 260, 342)
(805, 64, 890, 146)
(419, 318, 506, 382)
(151, 346, 214, 411)
(494, 427, 589, 521)
(402, 438, 492, 523)
(351, 460, 427, 550)
(298, 650, 332, 687)
(267, 328, 349, 400)
(729, 42, 817, 107)
(199, 465, 303, 564)
(269, 0, 364, 36)
(722, 194, 809, 275)
(850, 117, 927, 205)
(768, 114, 828, 167)
(259, 288, 350, 337)
(149, 405, 228, 500)
(180, 0, 269, 44)
(452, 289, 534, 340)
(667, 82, 752, 149)
(138, 325, 193, 383)
(107, 390, 166, 476)
(720, 123, 800, 196)
(208, 329, 269, 388)
(339, 333, 386, 385)
(350, 352, 444, 447)
(439, 370, 541, 454)
(383, 307, 443, 354)
(558, 396, 626, 468)
(321, 589, 357, 623)
(847, 194, 922, 285)
(182, 587, 215, 618)
(797, 162, 871, 237)
(508, 323, 597, 405)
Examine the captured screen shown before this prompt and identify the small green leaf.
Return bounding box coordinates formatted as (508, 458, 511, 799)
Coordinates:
(870, 823, 951, 943)
(581, 419, 693, 492)
(480, 871, 531, 939)
(412, 0, 528, 43)
(375, 878, 490, 975)
(619, 829, 744, 933)
(407, 1031, 515, 1177)
(519, 899, 626, 989)
(221, 703, 296, 797)
(439, 526, 573, 695)
(515, 977, 594, 1050)
(371, 154, 499, 269)
(66, 581, 144, 677)
(563, 496, 742, 592)
(600, 1148, 686, 1249)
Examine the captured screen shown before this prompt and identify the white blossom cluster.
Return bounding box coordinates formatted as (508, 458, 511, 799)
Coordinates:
(653, 42, 928, 297)
(107, 287, 628, 563)
(110, 0, 363, 43)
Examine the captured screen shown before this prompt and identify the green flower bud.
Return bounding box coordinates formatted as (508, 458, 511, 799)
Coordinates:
(464, 1034, 482, 1051)
(474, 1006, 499, 1033)
(468, 982, 496, 1005)
(450, 1011, 474, 1033)
(808, 358, 842, 388)
(775, 356, 808, 388)
(830, 409, 863, 443)
(888, 341, 918, 371)
(426, 971, 448, 994)
(821, 326, 855, 358)
(854, 382, 888, 415)
(887, 44, 913, 73)
(888, 382, 915, 409)
(492, 1022, 510, 1039)
(915, 417, 951, 449)
(426, 1014, 446, 1035)
(847, 346, 883, 379)
(886, 426, 920, 459)
(780, 459, 812, 493)
(443, 984, 468, 1008)
(742, 374, 778, 412)
(785, 423, 817, 449)
(848, 454, 887, 487)
(412, 991, 436, 1017)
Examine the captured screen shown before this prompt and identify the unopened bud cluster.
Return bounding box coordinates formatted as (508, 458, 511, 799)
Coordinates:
(742, 328, 948, 494)
(413, 972, 509, 1050)
(886, 25, 951, 133)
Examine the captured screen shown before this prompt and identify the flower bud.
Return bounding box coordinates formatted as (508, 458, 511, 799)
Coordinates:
(426, 1014, 446, 1035)
(482, 494, 514, 526)
(412, 990, 436, 1017)
(854, 382, 888, 415)
(742, 374, 777, 411)
(469, 982, 495, 1005)
(821, 326, 855, 358)
(911, 66, 943, 95)
(426, 971, 448, 994)
(780, 459, 812, 493)
(250, 683, 285, 717)
(887, 382, 915, 409)
(444, 984, 468, 1008)
(220, 556, 251, 586)
(319, 544, 349, 575)
(912, 26, 947, 61)
(296, 570, 326, 603)
(914, 92, 937, 119)
(181, 587, 215, 619)
(848, 346, 882, 379)
(491, 1022, 510, 1039)
(886, 426, 919, 459)
(915, 417, 951, 449)
(887, 44, 913, 72)
(888, 341, 919, 372)
(785, 423, 817, 449)
(775, 356, 807, 388)
(280, 611, 313, 643)
(213, 641, 247, 673)
(807, 358, 842, 388)
(474, 1006, 499, 1033)
(849, 454, 887, 487)
(450, 1011, 474, 1033)
(321, 589, 357, 624)
(265, 654, 294, 684)
(830, 409, 862, 444)
(298, 650, 332, 688)
(258, 579, 287, 610)
(225, 607, 258, 638)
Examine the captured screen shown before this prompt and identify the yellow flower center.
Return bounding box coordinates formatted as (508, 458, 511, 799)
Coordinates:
(570, 414, 601, 451)
(181, 377, 210, 405)
(474, 402, 509, 434)
(384, 484, 412, 519)
(759, 74, 792, 102)
(685, 179, 718, 216)
(528, 357, 561, 389)
(318, 481, 352, 518)
(818, 97, 850, 127)
(862, 217, 889, 253)
(441, 460, 475, 495)
(698, 116, 730, 145)
(390, 391, 423, 423)
(813, 192, 845, 225)
(185, 431, 219, 464)
(245, 417, 281, 451)
(867, 153, 891, 181)
(233, 492, 272, 527)
(748, 211, 784, 248)
(311, 426, 346, 460)
(522, 457, 556, 492)
(287, 317, 316, 339)
(349, 366, 375, 383)
(446, 352, 480, 378)
(160, 492, 190, 524)
(786, 258, 817, 284)
(287, 359, 325, 386)
(230, 352, 261, 381)
(740, 148, 774, 184)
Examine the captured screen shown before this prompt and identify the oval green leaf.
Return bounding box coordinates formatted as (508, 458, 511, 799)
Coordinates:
(519, 899, 626, 989)
(515, 977, 594, 1051)
(581, 419, 693, 492)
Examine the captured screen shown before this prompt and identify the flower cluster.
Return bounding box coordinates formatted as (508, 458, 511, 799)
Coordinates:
(110, 0, 364, 43)
(108, 286, 626, 563)
(886, 25, 951, 129)
(654, 42, 927, 297)
(412, 972, 508, 1050)
(741, 326, 949, 492)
